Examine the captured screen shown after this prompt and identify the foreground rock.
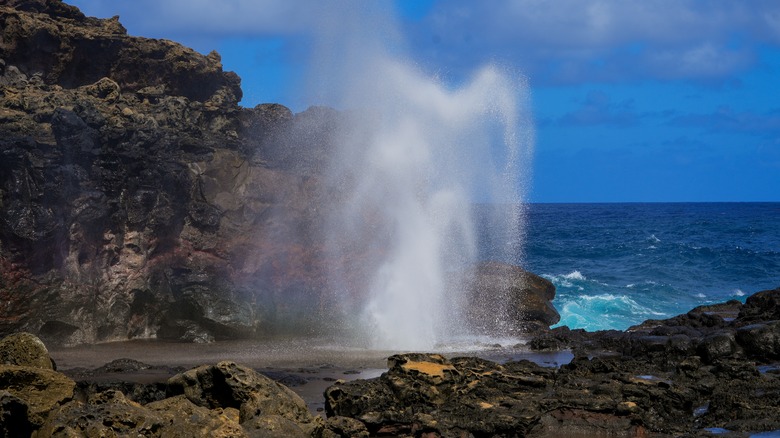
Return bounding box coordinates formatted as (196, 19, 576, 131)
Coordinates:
(326, 287, 780, 437)
(0, 332, 327, 437)
(4, 288, 780, 436)
(167, 361, 322, 437)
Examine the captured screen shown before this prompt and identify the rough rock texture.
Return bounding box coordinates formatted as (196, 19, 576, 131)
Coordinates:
(0, 1, 558, 346)
(0, 332, 328, 437)
(326, 352, 780, 437)
(38, 389, 250, 437)
(0, 390, 33, 438)
(167, 361, 323, 437)
(324, 288, 780, 437)
(0, 331, 54, 369)
(0, 0, 334, 345)
(0, 365, 75, 429)
(530, 287, 780, 367)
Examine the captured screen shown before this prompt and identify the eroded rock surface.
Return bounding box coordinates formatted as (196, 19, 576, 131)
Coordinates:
(0, 0, 336, 345)
(325, 288, 780, 437)
(167, 361, 323, 437)
(0, 332, 329, 437)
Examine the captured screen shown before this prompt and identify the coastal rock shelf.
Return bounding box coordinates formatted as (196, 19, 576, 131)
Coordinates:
(1, 288, 780, 436)
(324, 287, 780, 437)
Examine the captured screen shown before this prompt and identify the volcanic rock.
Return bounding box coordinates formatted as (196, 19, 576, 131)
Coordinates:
(0, 332, 329, 436)
(325, 348, 780, 437)
(0, 364, 75, 429)
(0, 0, 337, 345)
(460, 261, 560, 335)
(0, 331, 54, 369)
(167, 361, 323, 437)
(321, 289, 780, 436)
(0, 390, 33, 438)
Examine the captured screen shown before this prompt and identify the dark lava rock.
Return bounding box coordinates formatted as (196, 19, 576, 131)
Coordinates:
(0, 0, 333, 345)
(167, 361, 323, 437)
(325, 290, 780, 437)
(530, 288, 780, 368)
(0, 390, 33, 438)
(325, 350, 780, 437)
(737, 287, 780, 323)
(0, 333, 329, 436)
(735, 321, 780, 359)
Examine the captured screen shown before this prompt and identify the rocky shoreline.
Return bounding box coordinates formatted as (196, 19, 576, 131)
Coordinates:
(0, 287, 779, 437)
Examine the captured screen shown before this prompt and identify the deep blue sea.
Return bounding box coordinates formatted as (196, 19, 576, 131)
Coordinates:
(481, 203, 780, 331)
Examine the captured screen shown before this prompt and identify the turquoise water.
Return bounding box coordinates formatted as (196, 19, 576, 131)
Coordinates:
(479, 203, 780, 331)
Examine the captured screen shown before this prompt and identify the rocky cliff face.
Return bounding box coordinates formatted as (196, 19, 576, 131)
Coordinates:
(0, 0, 556, 346)
(0, 0, 340, 346)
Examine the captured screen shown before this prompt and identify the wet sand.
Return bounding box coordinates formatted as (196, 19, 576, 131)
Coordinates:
(49, 337, 574, 414)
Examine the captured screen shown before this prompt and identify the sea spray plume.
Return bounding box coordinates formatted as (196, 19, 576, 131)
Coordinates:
(303, 1, 534, 349)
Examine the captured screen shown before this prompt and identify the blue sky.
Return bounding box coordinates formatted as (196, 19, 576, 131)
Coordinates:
(65, 0, 780, 203)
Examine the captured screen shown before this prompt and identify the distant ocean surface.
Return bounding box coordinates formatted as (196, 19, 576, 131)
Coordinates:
(479, 203, 780, 332)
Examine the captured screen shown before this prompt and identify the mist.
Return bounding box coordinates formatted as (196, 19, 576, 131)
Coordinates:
(280, 1, 535, 349)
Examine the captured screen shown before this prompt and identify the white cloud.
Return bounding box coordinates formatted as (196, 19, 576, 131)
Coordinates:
(66, 0, 780, 85)
(415, 0, 780, 83)
(645, 43, 755, 79)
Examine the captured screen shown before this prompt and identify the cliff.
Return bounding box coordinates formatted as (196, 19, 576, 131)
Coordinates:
(0, 0, 342, 345)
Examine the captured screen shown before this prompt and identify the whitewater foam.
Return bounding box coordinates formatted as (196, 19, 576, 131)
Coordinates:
(562, 270, 586, 280)
(554, 293, 667, 331)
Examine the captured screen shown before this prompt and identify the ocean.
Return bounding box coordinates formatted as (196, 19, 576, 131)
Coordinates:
(482, 203, 780, 332)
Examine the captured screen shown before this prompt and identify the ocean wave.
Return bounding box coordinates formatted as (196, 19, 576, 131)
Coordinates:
(562, 270, 586, 280)
(543, 271, 589, 290)
(553, 293, 667, 331)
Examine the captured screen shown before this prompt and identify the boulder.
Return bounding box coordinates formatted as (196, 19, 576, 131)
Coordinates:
(167, 361, 322, 436)
(0, 364, 75, 428)
(147, 395, 247, 437)
(737, 287, 780, 323)
(735, 321, 780, 360)
(38, 389, 248, 437)
(0, 332, 54, 369)
(322, 416, 370, 438)
(37, 389, 166, 437)
(460, 261, 560, 334)
(697, 331, 740, 363)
